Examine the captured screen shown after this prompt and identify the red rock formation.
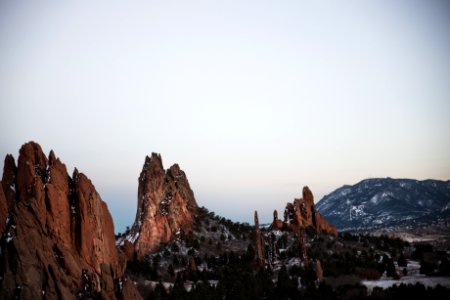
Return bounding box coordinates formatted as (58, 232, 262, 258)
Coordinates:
(275, 186, 337, 236)
(123, 153, 198, 259)
(270, 209, 284, 230)
(254, 211, 265, 266)
(0, 141, 141, 299)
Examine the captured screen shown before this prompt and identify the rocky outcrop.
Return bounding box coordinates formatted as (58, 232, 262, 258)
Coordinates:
(273, 186, 337, 235)
(0, 141, 141, 299)
(123, 153, 198, 259)
(254, 211, 265, 266)
(271, 210, 284, 230)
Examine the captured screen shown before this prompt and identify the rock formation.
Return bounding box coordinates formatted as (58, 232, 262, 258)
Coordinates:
(275, 186, 337, 235)
(254, 211, 265, 266)
(271, 209, 284, 230)
(0, 142, 141, 299)
(122, 153, 198, 259)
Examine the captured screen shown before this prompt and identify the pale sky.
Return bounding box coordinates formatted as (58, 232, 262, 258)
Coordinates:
(1, 0, 449, 232)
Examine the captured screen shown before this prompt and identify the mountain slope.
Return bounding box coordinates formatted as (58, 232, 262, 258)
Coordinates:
(316, 178, 450, 230)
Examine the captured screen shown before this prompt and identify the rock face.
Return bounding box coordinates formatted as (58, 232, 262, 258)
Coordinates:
(272, 186, 337, 235)
(123, 153, 198, 259)
(0, 142, 141, 300)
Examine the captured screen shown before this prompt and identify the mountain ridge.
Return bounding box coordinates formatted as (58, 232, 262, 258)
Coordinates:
(316, 177, 450, 231)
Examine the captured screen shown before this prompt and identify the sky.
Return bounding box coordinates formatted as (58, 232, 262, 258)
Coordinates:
(1, 0, 449, 233)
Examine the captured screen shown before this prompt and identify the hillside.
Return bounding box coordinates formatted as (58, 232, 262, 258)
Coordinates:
(316, 178, 450, 231)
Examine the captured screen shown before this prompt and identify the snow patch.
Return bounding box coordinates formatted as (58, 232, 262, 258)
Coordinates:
(350, 205, 366, 220)
(127, 232, 140, 244)
(362, 276, 450, 295)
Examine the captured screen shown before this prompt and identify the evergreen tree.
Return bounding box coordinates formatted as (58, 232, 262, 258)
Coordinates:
(398, 253, 407, 267)
(275, 265, 296, 299)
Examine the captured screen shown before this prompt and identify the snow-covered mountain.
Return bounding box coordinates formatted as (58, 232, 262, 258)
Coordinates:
(316, 178, 450, 231)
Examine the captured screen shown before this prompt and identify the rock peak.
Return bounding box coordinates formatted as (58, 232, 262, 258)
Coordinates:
(123, 153, 198, 259)
(139, 153, 164, 183)
(270, 185, 337, 235)
(0, 142, 141, 299)
(302, 185, 314, 202)
(48, 149, 56, 165)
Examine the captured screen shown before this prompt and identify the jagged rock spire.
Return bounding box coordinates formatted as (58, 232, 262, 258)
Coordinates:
(275, 186, 337, 235)
(270, 209, 284, 230)
(124, 152, 198, 259)
(254, 210, 265, 266)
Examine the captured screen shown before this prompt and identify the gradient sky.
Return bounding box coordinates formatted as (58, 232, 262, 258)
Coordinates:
(1, 0, 449, 232)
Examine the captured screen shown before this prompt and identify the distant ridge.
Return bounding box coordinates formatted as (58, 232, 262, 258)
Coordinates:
(316, 178, 450, 231)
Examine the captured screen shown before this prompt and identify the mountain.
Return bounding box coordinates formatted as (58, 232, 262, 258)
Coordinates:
(0, 142, 141, 299)
(118, 153, 198, 260)
(316, 178, 450, 231)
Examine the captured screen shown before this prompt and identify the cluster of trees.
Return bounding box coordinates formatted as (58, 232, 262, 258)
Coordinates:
(196, 206, 254, 239)
(143, 272, 450, 300)
(144, 260, 329, 300)
(126, 215, 450, 300)
(412, 243, 450, 276)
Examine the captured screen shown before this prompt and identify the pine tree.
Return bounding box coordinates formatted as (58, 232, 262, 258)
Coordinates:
(398, 253, 407, 267)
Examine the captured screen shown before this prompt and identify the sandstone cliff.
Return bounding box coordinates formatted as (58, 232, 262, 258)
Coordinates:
(0, 142, 141, 300)
(122, 153, 198, 259)
(271, 186, 337, 235)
